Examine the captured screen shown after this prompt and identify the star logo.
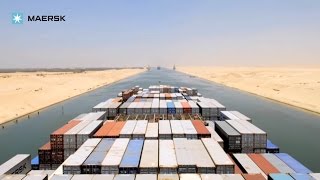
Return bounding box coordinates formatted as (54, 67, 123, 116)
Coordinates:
(12, 13, 23, 24)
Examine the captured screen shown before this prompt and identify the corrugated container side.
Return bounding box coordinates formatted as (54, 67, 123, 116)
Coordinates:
(76, 121, 103, 148)
(63, 147, 95, 174)
(139, 140, 158, 174)
(180, 120, 197, 139)
(188, 140, 215, 173)
(205, 126, 224, 148)
(50, 120, 81, 150)
(132, 120, 148, 139)
(215, 121, 241, 152)
(0, 154, 31, 176)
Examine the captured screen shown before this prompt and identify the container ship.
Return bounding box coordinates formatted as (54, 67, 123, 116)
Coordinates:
(0, 85, 319, 180)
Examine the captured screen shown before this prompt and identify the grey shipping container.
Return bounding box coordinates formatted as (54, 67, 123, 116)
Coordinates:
(215, 121, 241, 152)
(0, 154, 31, 176)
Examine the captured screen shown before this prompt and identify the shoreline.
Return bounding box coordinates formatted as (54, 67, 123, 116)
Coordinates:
(177, 68, 320, 116)
(0, 69, 146, 126)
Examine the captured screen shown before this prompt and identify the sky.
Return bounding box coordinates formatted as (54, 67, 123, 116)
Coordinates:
(0, 0, 320, 68)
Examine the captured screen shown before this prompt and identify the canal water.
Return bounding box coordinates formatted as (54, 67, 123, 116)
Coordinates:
(0, 68, 319, 171)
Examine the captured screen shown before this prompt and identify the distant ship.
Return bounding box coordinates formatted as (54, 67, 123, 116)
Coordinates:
(157, 66, 161, 70)
(173, 64, 176, 70)
(146, 65, 151, 71)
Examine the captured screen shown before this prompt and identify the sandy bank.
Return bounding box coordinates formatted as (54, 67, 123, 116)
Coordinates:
(178, 67, 320, 114)
(0, 68, 145, 125)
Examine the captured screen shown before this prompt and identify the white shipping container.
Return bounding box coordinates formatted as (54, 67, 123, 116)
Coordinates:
(180, 120, 197, 139)
(173, 102, 183, 114)
(151, 99, 159, 114)
(50, 175, 73, 180)
(101, 139, 130, 174)
(63, 146, 95, 174)
(229, 111, 252, 122)
(80, 138, 101, 148)
(127, 102, 138, 115)
(119, 120, 137, 138)
(113, 174, 135, 180)
(135, 174, 157, 180)
(232, 154, 266, 178)
(159, 140, 178, 173)
(220, 111, 240, 120)
(159, 100, 167, 114)
(70, 175, 94, 180)
(201, 138, 234, 174)
(76, 121, 103, 148)
(22, 174, 48, 180)
(173, 138, 196, 173)
(64, 120, 93, 149)
(139, 140, 158, 174)
(145, 123, 158, 139)
(205, 126, 224, 148)
(132, 120, 148, 139)
(226, 120, 254, 150)
(188, 101, 199, 114)
(159, 120, 172, 139)
(179, 174, 201, 180)
(0, 154, 31, 176)
(170, 120, 184, 138)
(135, 102, 144, 114)
(91, 175, 114, 180)
(188, 140, 215, 173)
(142, 102, 152, 114)
(200, 174, 223, 180)
(0, 174, 26, 180)
(158, 174, 179, 180)
(221, 174, 244, 180)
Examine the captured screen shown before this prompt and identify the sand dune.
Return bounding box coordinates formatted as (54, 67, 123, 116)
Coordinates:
(0, 69, 145, 125)
(178, 67, 320, 114)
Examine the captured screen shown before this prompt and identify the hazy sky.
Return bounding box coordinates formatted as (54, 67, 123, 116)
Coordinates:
(1, 1, 319, 68)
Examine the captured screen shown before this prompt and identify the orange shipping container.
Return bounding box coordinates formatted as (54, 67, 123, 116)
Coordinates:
(228, 154, 243, 174)
(93, 122, 117, 138)
(242, 174, 265, 180)
(38, 142, 51, 164)
(181, 102, 192, 114)
(165, 93, 171, 99)
(192, 120, 211, 138)
(50, 120, 81, 149)
(248, 154, 279, 175)
(107, 121, 126, 138)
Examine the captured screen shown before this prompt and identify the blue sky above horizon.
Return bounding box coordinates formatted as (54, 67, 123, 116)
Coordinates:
(0, 0, 320, 68)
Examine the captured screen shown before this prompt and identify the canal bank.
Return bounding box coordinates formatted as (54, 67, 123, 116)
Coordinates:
(0, 68, 319, 171)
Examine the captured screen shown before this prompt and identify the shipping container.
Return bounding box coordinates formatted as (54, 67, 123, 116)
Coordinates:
(192, 120, 211, 138)
(179, 174, 201, 180)
(132, 120, 148, 139)
(174, 102, 183, 114)
(227, 155, 243, 174)
(151, 99, 159, 114)
(81, 139, 115, 174)
(92, 99, 113, 112)
(248, 154, 279, 175)
(180, 120, 197, 139)
(268, 173, 294, 180)
(197, 102, 210, 118)
(70, 175, 94, 180)
(91, 174, 114, 180)
(119, 102, 131, 115)
(229, 111, 252, 122)
(201, 138, 234, 174)
(127, 102, 137, 115)
(135, 174, 157, 180)
(188, 140, 215, 173)
(205, 126, 224, 148)
(80, 112, 106, 121)
(50, 120, 81, 149)
(159, 120, 172, 139)
(63, 146, 95, 174)
(174, 138, 196, 173)
(101, 139, 130, 174)
(0, 154, 31, 176)
(215, 121, 241, 152)
(159, 140, 178, 174)
(106, 122, 126, 138)
(76, 121, 103, 148)
(275, 153, 312, 174)
(48, 174, 73, 180)
(261, 154, 295, 173)
(158, 174, 179, 180)
(145, 123, 158, 139)
(181, 102, 192, 114)
(167, 102, 176, 114)
(226, 120, 254, 153)
(31, 156, 39, 170)
(119, 120, 137, 138)
(234, 119, 267, 149)
(241, 174, 265, 180)
(220, 111, 241, 120)
(135, 102, 144, 114)
(188, 101, 199, 114)
(0, 174, 26, 180)
(113, 174, 135, 180)
(119, 140, 144, 174)
(221, 174, 245, 180)
(232, 154, 267, 179)
(159, 100, 167, 114)
(107, 102, 122, 117)
(289, 173, 313, 180)
(142, 102, 152, 114)
(22, 174, 48, 180)
(139, 140, 158, 174)
(309, 173, 320, 180)
(201, 174, 223, 180)
(170, 120, 184, 138)
(64, 120, 93, 149)
(93, 122, 116, 138)
(266, 140, 280, 153)
(38, 142, 51, 164)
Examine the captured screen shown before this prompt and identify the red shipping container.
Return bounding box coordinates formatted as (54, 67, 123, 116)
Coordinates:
(248, 154, 279, 175)
(242, 174, 265, 180)
(93, 122, 116, 138)
(181, 102, 192, 114)
(38, 142, 51, 164)
(107, 121, 126, 138)
(192, 120, 211, 138)
(50, 120, 80, 149)
(228, 154, 243, 174)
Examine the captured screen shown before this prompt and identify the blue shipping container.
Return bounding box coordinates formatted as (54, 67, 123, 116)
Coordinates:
(267, 139, 280, 153)
(275, 153, 312, 174)
(269, 173, 294, 180)
(31, 156, 39, 165)
(289, 173, 312, 180)
(167, 102, 175, 114)
(94, 138, 115, 152)
(119, 140, 144, 174)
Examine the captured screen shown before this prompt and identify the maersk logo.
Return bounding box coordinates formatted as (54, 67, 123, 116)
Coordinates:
(12, 13, 23, 24)
(11, 12, 66, 24)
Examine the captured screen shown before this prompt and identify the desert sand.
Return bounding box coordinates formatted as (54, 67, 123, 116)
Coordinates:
(0, 68, 145, 125)
(178, 67, 320, 114)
